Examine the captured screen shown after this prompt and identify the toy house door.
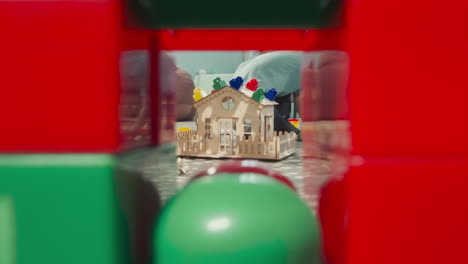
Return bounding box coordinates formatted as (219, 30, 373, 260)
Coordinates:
(219, 118, 237, 155)
(264, 116, 272, 140)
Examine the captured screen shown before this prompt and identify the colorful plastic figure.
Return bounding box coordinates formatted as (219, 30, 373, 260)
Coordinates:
(193, 88, 206, 102)
(213, 77, 227, 91)
(265, 88, 278, 101)
(246, 78, 259, 91)
(251, 88, 265, 102)
(229, 76, 244, 90)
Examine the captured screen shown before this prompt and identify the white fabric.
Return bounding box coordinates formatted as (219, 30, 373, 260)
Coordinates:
(233, 51, 303, 97)
(194, 73, 232, 95)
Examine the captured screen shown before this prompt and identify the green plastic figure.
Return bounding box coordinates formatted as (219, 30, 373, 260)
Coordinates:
(213, 77, 227, 91)
(154, 173, 321, 264)
(252, 88, 265, 102)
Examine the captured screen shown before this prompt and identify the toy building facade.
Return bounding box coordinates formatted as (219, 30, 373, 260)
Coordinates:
(177, 86, 296, 160)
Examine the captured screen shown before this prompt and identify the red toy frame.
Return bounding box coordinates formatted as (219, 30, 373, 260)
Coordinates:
(1, 1, 468, 264)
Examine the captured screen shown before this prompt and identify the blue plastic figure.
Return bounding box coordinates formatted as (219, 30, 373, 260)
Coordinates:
(229, 76, 244, 90)
(265, 88, 277, 101)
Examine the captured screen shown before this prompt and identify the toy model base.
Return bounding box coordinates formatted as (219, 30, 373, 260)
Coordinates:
(177, 151, 296, 161)
(176, 133, 297, 161)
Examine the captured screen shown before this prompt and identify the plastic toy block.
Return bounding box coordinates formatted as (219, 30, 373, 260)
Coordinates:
(156, 29, 346, 51)
(155, 173, 321, 264)
(288, 119, 299, 128)
(229, 76, 244, 90)
(265, 88, 278, 101)
(177, 127, 192, 132)
(0, 1, 155, 152)
(0, 196, 15, 264)
(0, 146, 176, 264)
(301, 120, 351, 159)
(213, 77, 227, 91)
(131, 0, 343, 28)
(318, 176, 348, 264)
(193, 88, 206, 102)
(251, 88, 265, 102)
(300, 50, 349, 122)
(246, 79, 259, 91)
(0, 154, 130, 264)
(347, 157, 468, 264)
(347, 0, 468, 157)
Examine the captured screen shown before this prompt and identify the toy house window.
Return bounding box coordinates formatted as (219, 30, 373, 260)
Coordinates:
(244, 119, 252, 140)
(222, 97, 235, 110)
(205, 118, 212, 139)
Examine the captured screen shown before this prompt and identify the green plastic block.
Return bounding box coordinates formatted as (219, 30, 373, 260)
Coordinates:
(252, 88, 265, 102)
(0, 196, 15, 264)
(127, 0, 343, 28)
(0, 144, 178, 264)
(0, 154, 130, 264)
(213, 77, 227, 91)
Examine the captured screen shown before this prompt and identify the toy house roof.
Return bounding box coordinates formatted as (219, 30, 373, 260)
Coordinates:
(193, 86, 278, 108)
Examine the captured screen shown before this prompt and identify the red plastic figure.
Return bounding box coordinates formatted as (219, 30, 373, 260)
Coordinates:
(246, 78, 259, 91)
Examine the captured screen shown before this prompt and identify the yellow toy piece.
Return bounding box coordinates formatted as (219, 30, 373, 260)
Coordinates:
(193, 88, 206, 102)
(177, 127, 192, 132)
(288, 119, 300, 128)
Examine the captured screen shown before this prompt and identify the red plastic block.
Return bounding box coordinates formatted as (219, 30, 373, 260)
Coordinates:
(156, 29, 346, 51)
(0, 1, 154, 152)
(347, 0, 468, 157)
(319, 176, 348, 264)
(347, 157, 468, 264)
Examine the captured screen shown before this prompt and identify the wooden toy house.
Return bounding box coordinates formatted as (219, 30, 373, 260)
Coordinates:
(177, 79, 296, 160)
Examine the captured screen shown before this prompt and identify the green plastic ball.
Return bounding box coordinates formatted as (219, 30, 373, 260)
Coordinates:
(154, 173, 321, 264)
